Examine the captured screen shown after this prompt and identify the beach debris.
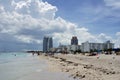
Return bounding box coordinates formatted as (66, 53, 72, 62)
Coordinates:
(74, 63, 78, 66)
(45, 54, 48, 56)
(66, 61, 73, 64)
(65, 69, 69, 72)
(113, 57, 115, 59)
(42, 54, 120, 80)
(71, 71, 85, 79)
(97, 56, 99, 59)
(54, 56, 59, 59)
(59, 58, 66, 62)
(98, 68, 117, 75)
(84, 65, 93, 69)
(109, 62, 112, 64)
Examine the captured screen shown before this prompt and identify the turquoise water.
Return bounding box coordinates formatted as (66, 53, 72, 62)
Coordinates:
(0, 52, 76, 80)
(0, 52, 47, 80)
(0, 52, 28, 64)
(0, 52, 28, 58)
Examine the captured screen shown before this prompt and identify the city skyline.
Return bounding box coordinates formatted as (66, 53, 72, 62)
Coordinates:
(0, 0, 120, 51)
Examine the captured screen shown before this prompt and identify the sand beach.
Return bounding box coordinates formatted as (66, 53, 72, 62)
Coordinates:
(39, 53, 120, 80)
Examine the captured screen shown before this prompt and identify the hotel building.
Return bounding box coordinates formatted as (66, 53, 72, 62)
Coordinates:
(43, 36, 53, 53)
(81, 40, 114, 52)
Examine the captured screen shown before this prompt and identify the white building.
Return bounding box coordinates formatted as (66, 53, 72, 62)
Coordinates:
(81, 41, 114, 52)
(89, 43, 104, 51)
(81, 41, 90, 52)
(67, 45, 81, 52)
(104, 41, 114, 50)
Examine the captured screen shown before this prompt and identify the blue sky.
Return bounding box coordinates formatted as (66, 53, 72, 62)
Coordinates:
(0, 0, 120, 51)
(44, 0, 120, 35)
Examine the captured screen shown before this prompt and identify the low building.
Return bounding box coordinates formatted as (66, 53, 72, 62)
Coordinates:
(67, 45, 81, 53)
(81, 41, 90, 52)
(57, 45, 68, 53)
(81, 40, 114, 52)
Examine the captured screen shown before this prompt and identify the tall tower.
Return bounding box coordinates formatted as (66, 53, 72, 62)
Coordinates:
(43, 36, 53, 53)
(49, 37, 53, 50)
(71, 36, 78, 45)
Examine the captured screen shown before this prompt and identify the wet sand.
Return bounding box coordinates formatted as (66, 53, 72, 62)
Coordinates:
(39, 54, 120, 80)
(0, 54, 75, 80)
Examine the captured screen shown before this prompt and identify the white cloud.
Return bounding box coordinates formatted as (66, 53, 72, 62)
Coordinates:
(104, 0, 120, 9)
(114, 32, 120, 48)
(0, 5, 4, 12)
(97, 33, 112, 42)
(11, 0, 57, 19)
(52, 27, 96, 46)
(12, 0, 29, 10)
(14, 35, 42, 44)
(0, 0, 119, 51)
(116, 32, 120, 36)
(82, 0, 120, 23)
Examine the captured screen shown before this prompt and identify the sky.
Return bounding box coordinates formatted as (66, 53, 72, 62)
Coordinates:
(0, 0, 120, 51)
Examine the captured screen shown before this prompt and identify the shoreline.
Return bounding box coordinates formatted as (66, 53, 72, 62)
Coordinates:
(0, 53, 75, 80)
(39, 53, 120, 80)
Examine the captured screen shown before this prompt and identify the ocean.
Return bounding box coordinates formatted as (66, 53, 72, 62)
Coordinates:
(0, 52, 75, 80)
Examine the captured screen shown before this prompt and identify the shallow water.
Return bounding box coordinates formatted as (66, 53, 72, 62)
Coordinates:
(0, 52, 75, 80)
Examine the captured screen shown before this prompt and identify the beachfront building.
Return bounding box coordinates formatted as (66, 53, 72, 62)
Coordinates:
(67, 45, 81, 53)
(57, 45, 81, 53)
(81, 40, 114, 52)
(65, 36, 81, 53)
(81, 41, 90, 52)
(43, 36, 53, 53)
(104, 40, 114, 50)
(57, 36, 81, 53)
(71, 36, 78, 45)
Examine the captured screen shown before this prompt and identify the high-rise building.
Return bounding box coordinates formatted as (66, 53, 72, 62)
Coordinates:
(43, 36, 53, 53)
(71, 36, 78, 45)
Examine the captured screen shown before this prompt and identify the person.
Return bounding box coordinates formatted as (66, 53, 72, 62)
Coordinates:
(32, 53, 34, 55)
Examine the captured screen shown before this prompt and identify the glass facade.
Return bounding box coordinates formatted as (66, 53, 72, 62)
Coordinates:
(43, 37, 53, 53)
(71, 36, 78, 45)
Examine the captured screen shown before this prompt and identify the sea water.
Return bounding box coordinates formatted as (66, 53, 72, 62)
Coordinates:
(0, 52, 76, 80)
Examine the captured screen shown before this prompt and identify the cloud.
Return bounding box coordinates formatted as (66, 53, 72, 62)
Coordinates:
(116, 32, 120, 36)
(0, 0, 58, 51)
(11, 0, 57, 19)
(104, 0, 120, 9)
(52, 27, 97, 47)
(113, 32, 120, 48)
(0, 0, 119, 51)
(0, 5, 4, 12)
(14, 35, 42, 44)
(79, 0, 120, 24)
(97, 33, 112, 42)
